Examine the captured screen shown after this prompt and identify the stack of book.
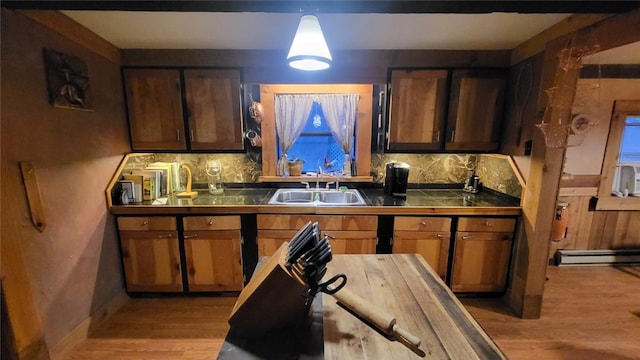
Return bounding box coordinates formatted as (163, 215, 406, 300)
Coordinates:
(118, 162, 182, 203)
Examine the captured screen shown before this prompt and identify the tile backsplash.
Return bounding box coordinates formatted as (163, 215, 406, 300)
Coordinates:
(122, 152, 522, 198)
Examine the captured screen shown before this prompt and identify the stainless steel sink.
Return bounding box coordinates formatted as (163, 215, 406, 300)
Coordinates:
(268, 190, 315, 204)
(317, 191, 364, 205)
(267, 188, 366, 206)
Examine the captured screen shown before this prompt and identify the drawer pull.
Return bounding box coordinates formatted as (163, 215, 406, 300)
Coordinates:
(157, 234, 173, 239)
(208, 220, 214, 225)
(484, 221, 493, 227)
(184, 234, 198, 239)
(462, 235, 475, 240)
(420, 221, 427, 226)
(436, 234, 447, 239)
(142, 220, 148, 226)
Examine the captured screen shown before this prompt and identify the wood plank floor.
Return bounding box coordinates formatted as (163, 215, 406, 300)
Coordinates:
(462, 265, 640, 360)
(69, 266, 640, 359)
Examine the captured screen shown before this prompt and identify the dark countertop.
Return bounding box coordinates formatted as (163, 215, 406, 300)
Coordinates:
(109, 187, 521, 216)
(361, 188, 520, 207)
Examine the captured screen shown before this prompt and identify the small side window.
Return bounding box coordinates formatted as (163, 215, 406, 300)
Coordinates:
(611, 115, 640, 196)
(597, 100, 640, 210)
(618, 116, 640, 163)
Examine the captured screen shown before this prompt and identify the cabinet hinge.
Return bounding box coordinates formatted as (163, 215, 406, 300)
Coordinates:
(389, 237, 394, 247)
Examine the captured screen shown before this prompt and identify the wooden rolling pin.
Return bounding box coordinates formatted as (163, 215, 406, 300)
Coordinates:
(331, 286, 422, 347)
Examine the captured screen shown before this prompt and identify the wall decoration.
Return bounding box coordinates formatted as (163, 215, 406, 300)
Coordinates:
(43, 48, 93, 111)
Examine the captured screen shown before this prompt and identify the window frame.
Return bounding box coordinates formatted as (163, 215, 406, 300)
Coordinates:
(258, 84, 373, 181)
(597, 100, 640, 210)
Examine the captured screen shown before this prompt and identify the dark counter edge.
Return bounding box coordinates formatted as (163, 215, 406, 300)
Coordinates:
(108, 186, 522, 216)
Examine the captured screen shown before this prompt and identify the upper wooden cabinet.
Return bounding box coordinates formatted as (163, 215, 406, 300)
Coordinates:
(123, 69, 186, 150)
(445, 69, 508, 152)
(123, 68, 244, 151)
(183, 69, 243, 150)
(386, 68, 507, 152)
(388, 69, 448, 151)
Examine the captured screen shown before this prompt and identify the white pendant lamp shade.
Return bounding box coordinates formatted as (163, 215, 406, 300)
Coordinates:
(287, 15, 332, 71)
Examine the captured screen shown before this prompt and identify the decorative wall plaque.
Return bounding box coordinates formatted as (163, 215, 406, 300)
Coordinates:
(43, 48, 93, 111)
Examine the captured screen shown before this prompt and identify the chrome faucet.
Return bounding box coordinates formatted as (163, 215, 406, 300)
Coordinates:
(316, 166, 323, 189)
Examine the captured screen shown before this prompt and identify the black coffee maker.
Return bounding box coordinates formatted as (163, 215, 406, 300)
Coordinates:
(383, 162, 410, 198)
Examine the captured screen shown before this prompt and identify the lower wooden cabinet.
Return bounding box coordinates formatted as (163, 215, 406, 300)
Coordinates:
(183, 216, 243, 292)
(256, 215, 377, 257)
(450, 217, 515, 292)
(117, 215, 243, 293)
(116, 213, 517, 294)
(392, 216, 452, 280)
(118, 217, 183, 292)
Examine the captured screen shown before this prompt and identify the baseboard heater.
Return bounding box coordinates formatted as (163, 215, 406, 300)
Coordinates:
(554, 249, 640, 266)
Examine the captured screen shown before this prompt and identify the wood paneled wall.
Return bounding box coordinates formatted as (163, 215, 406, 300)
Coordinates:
(549, 196, 640, 258)
(1, 9, 130, 359)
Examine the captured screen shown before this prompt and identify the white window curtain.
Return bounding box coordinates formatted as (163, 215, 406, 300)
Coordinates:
(318, 93, 359, 175)
(274, 94, 316, 175)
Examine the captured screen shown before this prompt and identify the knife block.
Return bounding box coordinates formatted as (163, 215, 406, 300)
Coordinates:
(228, 242, 310, 338)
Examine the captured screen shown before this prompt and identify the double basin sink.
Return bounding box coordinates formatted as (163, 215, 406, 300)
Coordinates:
(267, 188, 367, 206)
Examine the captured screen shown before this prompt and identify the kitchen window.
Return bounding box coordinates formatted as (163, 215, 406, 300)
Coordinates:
(597, 100, 640, 210)
(279, 100, 355, 174)
(618, 116, 640, 163)
(257, 84, 373, 181)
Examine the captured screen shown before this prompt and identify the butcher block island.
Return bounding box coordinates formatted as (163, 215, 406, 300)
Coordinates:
(217, 254, 506, 359)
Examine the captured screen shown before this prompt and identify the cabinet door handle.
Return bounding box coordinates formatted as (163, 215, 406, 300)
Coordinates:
(176, 129, 181, 141)
(436, 234, 447, 239)
(462, 235, 475, 240)
(450, 130, 455, 142)
(436, 131, 440, 142)
(190, 130, 194, 142)
(183, 234, 198, 239)
(157, 234, 173, 239)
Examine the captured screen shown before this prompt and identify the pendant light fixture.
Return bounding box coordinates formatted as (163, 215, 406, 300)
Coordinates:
(287, 14, 332, 71)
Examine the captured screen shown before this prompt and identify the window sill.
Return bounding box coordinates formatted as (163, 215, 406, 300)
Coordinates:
(258, 175, 373, 183)
(595, 196, 640, 210)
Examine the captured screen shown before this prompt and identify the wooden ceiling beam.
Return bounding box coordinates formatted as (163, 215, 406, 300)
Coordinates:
(2, 1, 639, 14)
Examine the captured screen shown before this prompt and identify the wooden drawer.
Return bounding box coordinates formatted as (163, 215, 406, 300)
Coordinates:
(257, 215, 377, 231)
(117, 216, 176, 231)
(183, 216, 241, 231)
(394, 216, 452, 232)
(257, 229, 378, 257)
(457, 217, 515, 232)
